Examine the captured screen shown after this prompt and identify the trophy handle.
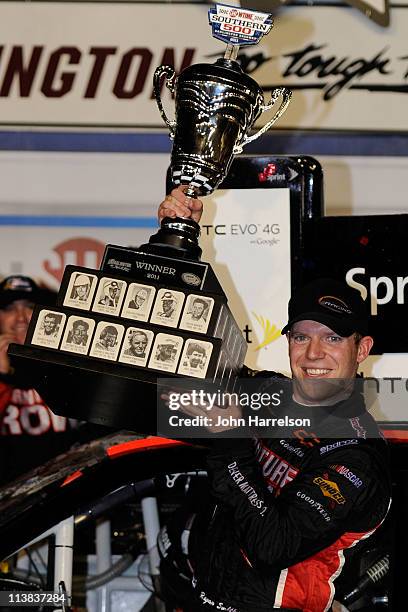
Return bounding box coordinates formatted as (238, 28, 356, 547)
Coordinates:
(233, 88, 292, 154)
(153, 65, 177, 137)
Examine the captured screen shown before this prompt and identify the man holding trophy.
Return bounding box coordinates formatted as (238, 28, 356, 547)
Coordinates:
(157, 191, 391, 612)
(4, 4, 390, 609)
(154, 5, 390, 611)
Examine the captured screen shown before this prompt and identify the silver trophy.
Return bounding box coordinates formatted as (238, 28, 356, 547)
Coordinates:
(154, 4, 292, 198)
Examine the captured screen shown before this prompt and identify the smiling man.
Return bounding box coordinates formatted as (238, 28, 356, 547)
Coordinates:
(157, 187, 392, 612)
(282, 278, 373, 406)
(124, 330, 149, 358)
(42, 313, 62, 338)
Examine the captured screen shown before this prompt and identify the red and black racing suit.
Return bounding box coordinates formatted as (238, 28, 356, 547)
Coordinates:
(159, 378, 391, 612)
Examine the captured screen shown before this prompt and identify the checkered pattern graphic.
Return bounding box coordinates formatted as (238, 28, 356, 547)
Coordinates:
(172, 170, 213, 195)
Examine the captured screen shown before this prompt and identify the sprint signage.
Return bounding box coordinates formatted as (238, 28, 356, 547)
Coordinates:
(347, 268, 408, 316)
(309, 215, 408, 354)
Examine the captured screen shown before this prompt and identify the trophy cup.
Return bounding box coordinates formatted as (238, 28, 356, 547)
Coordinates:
(154, 4, 291, 198)
(7, 4, 291, 434)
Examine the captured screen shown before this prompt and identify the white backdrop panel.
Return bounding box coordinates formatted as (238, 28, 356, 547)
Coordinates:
(201, 188, 291, 372)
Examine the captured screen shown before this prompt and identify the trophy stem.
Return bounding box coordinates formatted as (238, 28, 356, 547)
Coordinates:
(224, 44, 239, 62)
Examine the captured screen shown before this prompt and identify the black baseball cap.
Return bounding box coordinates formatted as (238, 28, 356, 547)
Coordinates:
(0, 275, 56, 309)
(281, 278, 369, 337)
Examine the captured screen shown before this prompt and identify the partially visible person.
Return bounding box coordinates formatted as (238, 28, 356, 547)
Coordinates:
(184, 342, 206, 370)
(124, 331, 149, 358)
(94, 325, 119, 351)
(71, 274, 92, 302)
(41, 312, 62, 338)
(184, 298, 208, 325)
(156, 292, 177, 319)
(98, 281, 120, 307)
(67, 320, 90, 346)
(128, 288, 148, 311)
(0, 275, 83, 485)
(156, 342, 176, 363)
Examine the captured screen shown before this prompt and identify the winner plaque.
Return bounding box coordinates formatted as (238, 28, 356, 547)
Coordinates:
(9, 223, 246, 433)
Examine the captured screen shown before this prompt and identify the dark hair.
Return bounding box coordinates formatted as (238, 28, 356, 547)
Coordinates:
(187, 343, 206, 357)
(192, 298, 207, 308)
(72, 320, 89, 332)
(100, 325, 118, 339)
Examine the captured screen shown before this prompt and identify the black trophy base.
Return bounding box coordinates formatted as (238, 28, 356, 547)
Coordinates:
(9, 344, 161, 433)
(7, 223, 247, 433)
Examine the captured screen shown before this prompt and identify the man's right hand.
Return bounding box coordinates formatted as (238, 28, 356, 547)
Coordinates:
(158, 186, 204, 224)
(0, 334, 15, 374)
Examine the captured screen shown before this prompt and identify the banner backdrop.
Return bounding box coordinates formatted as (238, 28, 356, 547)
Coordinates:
(0, 2, 408, 130)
